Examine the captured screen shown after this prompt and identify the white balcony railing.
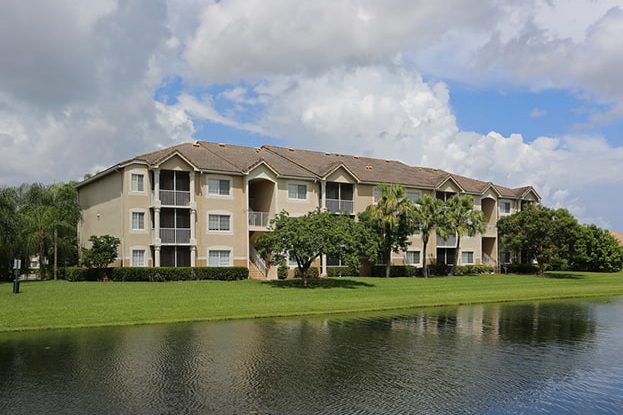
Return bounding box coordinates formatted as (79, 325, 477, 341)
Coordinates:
(248, 211, 271, 228)
(159, 228, 191, 244)
(326, 199, 354, 214)
(159, 190, 190, 207)
(436, 233, 457, 248)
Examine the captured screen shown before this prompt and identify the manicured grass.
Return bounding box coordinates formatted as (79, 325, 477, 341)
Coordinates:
(2, 271, 623, 332)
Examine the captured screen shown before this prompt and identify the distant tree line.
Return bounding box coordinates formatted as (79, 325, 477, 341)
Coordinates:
(0, 183, 81, 280)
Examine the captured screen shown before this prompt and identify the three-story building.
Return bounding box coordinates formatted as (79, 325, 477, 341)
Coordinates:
(76, 141, 540, 278)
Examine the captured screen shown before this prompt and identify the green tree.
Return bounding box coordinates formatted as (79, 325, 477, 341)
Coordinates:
(359, 184, 416, 278)
(258, 210, 377, 287)
(412, 194, 446, 278)
(81, 235, 121, 278)
(442, 195, 485, 275)
(19, 183, 81, 279)
(572, 225, 623, 272)
(497, 204, 579, 276)
(0, 187, 21, 279)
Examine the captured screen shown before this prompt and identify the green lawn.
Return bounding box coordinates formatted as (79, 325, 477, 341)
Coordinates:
(2, 271, 623, 332)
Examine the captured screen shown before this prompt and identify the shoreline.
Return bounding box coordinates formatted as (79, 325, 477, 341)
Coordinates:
(2, 272, 623, 333)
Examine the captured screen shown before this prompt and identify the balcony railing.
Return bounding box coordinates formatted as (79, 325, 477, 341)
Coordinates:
(436, 233, 457, 247)
(158, 190, 190, 207)
(326, 199, 354, 214)
(158, 228, 191, 244)
(248, 211, 271, 228)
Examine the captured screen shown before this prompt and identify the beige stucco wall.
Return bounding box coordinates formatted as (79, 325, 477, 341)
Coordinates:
(78, 170, 124, 262)
(197, 172, 247, 267)
(121, 164, 153, 266)
(277, 178, 320, 216)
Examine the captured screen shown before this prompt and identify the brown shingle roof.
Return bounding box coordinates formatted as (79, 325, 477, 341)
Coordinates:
(78, 140, 539, 200)
(611, 231, 623, 246)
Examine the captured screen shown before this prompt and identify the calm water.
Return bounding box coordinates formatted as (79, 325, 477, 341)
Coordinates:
(2, 299, 623, 415)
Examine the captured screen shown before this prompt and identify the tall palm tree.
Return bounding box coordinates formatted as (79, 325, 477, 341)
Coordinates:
(412, 194, 445, 278)
(361, 184, 416, 278)
(444, 195, 485, 275)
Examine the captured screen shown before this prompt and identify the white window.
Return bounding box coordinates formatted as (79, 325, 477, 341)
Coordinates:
(208, 179, 230, 196)
(132, 249, 145, 267)
(373, 187, 382, 203)
(461, 251, 474, 265)
(131, 173, 144, 192)
(288, 256, 298, 267)
(288, 183, 307, 200)
(208, 214, 230, 231)
(499, 200, 511, 215)
(131, 212, 145, 230)
(405, 251, 421, 265)
(208, 250, 230, 266)
(406, 191, 422, 203)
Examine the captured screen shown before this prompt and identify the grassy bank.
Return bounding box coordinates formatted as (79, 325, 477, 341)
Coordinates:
(2, 271, 623, 332)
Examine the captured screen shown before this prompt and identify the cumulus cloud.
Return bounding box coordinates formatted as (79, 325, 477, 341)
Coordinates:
(198, 65, 623, 228)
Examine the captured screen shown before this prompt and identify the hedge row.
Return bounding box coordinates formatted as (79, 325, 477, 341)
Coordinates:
(500, 263, 540, 274)
(326, 265, 359, 277)
(61, 266, 248, 282)
(371, 265, 421, 277)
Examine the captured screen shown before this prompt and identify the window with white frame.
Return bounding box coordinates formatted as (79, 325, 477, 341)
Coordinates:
(499, 200, 511, 215)
(405, 251, 421, 265)
(406, 191, 422, 204)
(131, 173, 144, 192)
(208, 250, 230, 266)
(132, 249, 145, 267)
(288, 255, 298, 267)
(131, 212, 145, 230)
(461, 251, 474, 265)
(208, 214, 231, 231)
(373, 187, 382, 203)
(288, 183, 307, 200)
(208, 178, 230, 196)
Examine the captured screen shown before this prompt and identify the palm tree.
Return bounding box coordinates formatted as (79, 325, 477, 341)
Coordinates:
(361, 184, 416, 278)
(444, 195, 485, 275)
(412, 194, 445, 278)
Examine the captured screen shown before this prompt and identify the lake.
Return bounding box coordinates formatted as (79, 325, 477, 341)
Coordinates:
(2, 298, 623, 414)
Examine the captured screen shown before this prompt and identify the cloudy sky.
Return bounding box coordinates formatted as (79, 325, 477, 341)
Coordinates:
(1, 0, 622, 229)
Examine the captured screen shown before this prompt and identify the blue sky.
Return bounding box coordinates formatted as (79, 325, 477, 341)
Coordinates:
(0, 0, 622, 229)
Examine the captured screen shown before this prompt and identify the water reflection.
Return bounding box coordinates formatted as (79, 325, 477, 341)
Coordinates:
(1, 299, 621, 415)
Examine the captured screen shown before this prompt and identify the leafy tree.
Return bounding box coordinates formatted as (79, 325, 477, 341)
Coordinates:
(19, 183, 81, 279)
(497, 205, 578, 276)
(0, 187, 21, 279)
(572, 225, 623, 272)
(359, 184, 416, 278)
(412, 194, 446, 278)
(81, 235, 121, 278)
(442, 195, 485, 275)
(258, 210, 377, 287)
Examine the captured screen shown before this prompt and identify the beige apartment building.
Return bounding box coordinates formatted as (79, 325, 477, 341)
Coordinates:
(76, 141, 540, 278)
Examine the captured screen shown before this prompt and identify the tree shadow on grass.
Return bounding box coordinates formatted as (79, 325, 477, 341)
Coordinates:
(543, 272, 586, 280)
(263, 278, 376, 289)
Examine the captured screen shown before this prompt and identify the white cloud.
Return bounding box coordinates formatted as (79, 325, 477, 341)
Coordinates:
(530, 108, 547, 118)
(203, 65, 623, 228)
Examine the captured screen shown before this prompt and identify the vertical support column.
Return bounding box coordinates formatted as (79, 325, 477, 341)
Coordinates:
(244, 176, 250, 270)
(154, 246, 161, 267)
(190, 246, 196, 267)
(189, 171, 197, 257)
(189, 171, 195, 205)
(190, 208, 196, 243)
(321, 180, 327, 276)
(154, 207, 161, 243)
(154, 169, 160, 205)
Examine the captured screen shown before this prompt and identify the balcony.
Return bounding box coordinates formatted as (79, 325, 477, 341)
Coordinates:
(326, 199, 354, 214)
(158, 190, 190, 207)
(248, 211, 272, 229)
(157, 228, 191, 244)
(436, 233, 457, 248)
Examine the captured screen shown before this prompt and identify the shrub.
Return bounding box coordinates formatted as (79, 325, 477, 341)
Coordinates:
(371, 265, 420, 277)
(326, 265, 360, 277)
(294, 267, 319, 279)
(61, 266, 248, 282)
(453, 264, 495, 275)
(277, 265, 289, 280)
(502, 263, 540, 274)
(427, 264, 453, 276)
